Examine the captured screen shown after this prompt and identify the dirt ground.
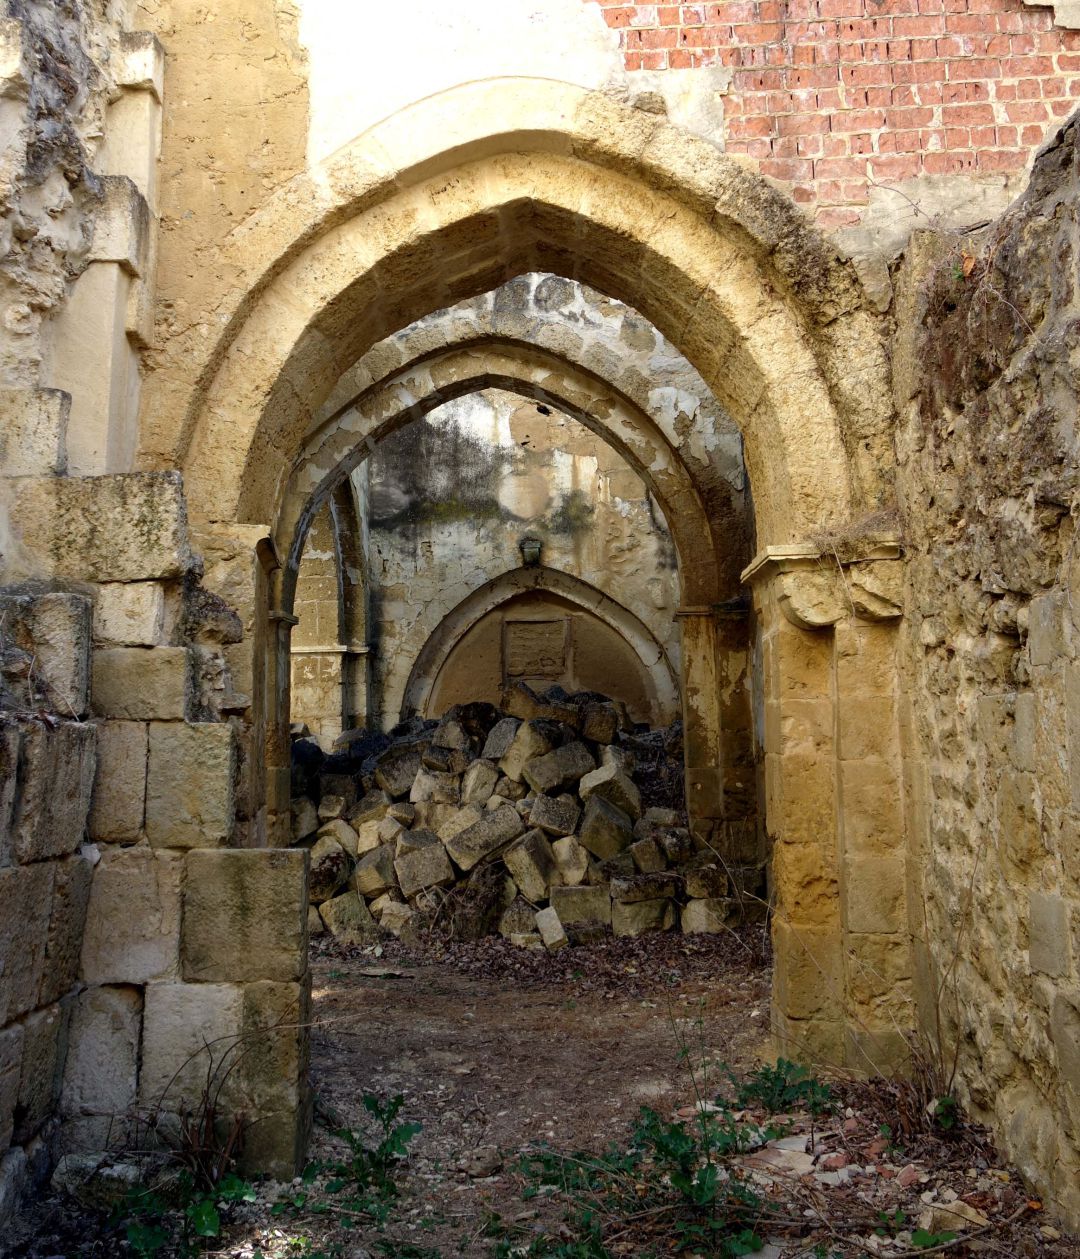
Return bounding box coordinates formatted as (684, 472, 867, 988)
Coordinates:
(8, 927, 1080, 1258)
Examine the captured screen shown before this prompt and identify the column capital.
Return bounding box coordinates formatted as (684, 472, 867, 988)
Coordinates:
(741, 540, 904, 629)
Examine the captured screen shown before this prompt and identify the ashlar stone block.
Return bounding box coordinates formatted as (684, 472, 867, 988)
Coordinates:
(0, 863, 54, 1023)
(88, 720, 147, 841)
(146, 721, 235, 848)
(1030, 892, 1071, 978)
(40, 853, 94, 1005)
(139, 982, 243, 1110)
(182, 849, 307, 983)
(93, 582, 165, 646)
(578, 762, 641, 820)
(15, 1003, 63, 1143)
(503, 829, 556, 903)
(80, 847, 182, 984)
(60, 985, 142, 1130)
(92, 647, 190, 721)
(0, 1024, 24, 1151)
(12, 720, 95, 864)
(442, 804, 524, 872)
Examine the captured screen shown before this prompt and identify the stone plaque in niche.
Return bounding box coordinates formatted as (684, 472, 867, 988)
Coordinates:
(504, 619, 567, 678)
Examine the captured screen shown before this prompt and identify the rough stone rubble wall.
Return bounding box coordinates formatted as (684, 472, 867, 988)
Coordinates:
(894, 114, 1080, 1221)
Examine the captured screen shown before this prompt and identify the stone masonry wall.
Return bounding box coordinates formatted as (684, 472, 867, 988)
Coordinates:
(0, 590, 96, 1223)
(588, 0, 1080, 240)
(894, 113, 1080, 1220)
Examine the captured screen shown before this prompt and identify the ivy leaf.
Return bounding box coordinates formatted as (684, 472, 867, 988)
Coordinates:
(187, 1198, 221, 1237)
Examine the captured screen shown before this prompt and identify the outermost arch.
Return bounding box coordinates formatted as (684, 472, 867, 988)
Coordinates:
(169, 80, 893, 548)
(400, 565, 681, 725)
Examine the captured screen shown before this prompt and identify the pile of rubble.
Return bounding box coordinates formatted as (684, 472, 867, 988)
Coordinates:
(290, 684, 736, 951)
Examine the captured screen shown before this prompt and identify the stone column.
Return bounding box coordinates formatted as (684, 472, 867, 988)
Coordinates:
(743, 542, 911, 1071)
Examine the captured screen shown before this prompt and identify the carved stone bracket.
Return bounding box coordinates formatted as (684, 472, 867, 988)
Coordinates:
(740, 541, 904, 629)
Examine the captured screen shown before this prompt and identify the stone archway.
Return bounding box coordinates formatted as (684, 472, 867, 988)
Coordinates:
(399, 565, 681, 726)
(164, 80, 905, 1161)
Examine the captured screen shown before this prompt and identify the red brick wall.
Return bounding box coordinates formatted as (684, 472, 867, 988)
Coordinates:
(586, 0, 1080, 228)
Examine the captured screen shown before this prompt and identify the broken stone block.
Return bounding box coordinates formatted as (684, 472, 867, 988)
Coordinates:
(600, 744, 634, 774)
(498, 720, 557, 782)
(182, 849, 307, 982)
(319, 891, 381, 945)
(145, 721, 236, 849)
(485, 795, 505, 811)
(409, 768, 460, 805)
(552, 835, 589, 886)
(528, 793, 580, 837)
(578, 794, 633, 860)
(308, 835, 350, 903)
(499, 897, 537, 938)
(41, 854, 93, 1004)
(317, 795, 345, 822)
(318, 817, 360, 856)
(613, 898, 675, 937)
(88, 720, 146, 841)
(578, 763, 641, 820)
(411, 801, 460, 832)
(349, 791, 391, 826)
(355, 844, 396, 898)
(503, 829, 557, 903)
(681, 898, 735, 934)
(685, 864, 728, 900)
(396, 828, 439, 857)
(387, 800, 416, 826)
(494, 776, 528, 801)
(353, 817, 383, 856)
(319, 773, 357, 809)
(379, 901, 415, 937)
(510, 931, 544, 950)
(377, 814, 404, 845)
(16, 1004, 63, 1143)
(307, 905, 325, 937)
(550, 884, 611, 927)
(436, 804, 484, 841)
(657, 828, 694, 865)
(588, 850, 635, 884)
(461, 759, 498, 805)
(481, 717, 520, 761)
(80, 847, 182, 985)
(374, 747, 423, 797)
(630, 837, 666, 874)
(91, 646, 190, 721)
(611, 872, 683, 902)
(503, 682, 582, 729)
(291, 797, 318, 843)
(369, 890, 402, 916)
(566, 920, 609, 945)
(644, 807, 679, 828)
(394, 833, 454, 897)
(535, 906, 568, 951)
(581, 702, 618, 744)
(431, 716, 470, 750)
(522, 741, 595, 794)
(443, 805, 524, 872)
(0, 1025, 21, 1151)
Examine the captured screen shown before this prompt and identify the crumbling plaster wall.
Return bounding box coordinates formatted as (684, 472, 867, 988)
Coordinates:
(363, 389, 680, 731)
(894, 113, 1080, 1221)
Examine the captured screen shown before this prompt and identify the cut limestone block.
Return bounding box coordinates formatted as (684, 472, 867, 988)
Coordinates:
(481, 718, 520, 761)
(349, 791, 391, 827)
(498, 721, 556, 783)
(395, 834, 454, 898)
(443, 805, 524, 872)
(581, 702, 618, 744)
(431, 717, 470, 750)
(317, 795, 345, 822)
(387, 801, 416, 826)
(550, 884, 611, 928)
(41, 853, 93, 1004)
(80, 847, 182, 986)
(146, 721, 236, 849)
(374, 747, 423, 798)
(318, 818, 360, 856)
(685, 864, 728, 900)
(88, 720, 146, 841)
(91, 647, 190, 721)
(630, 837, 666, 874)
(657, 828, 694, 865)
(410, 769, 460, 805)
(493, 776, 527, 801)
(436, 804, 484, 842)
(499, 897, 536, 938)
(308, 835, 351, 903)
(578, 763, 641, 820)
(552, 835, 589, 886)
(182, 849, 307, 982)
(12, 721, 96, 863)
(461, 759, 498, 805)
(502, 829, 556, 903)
(588, 850, 635, 884)
(578, 795, 633, 860)
(535, 906, 568, 951)
(611, 873, 683, 903)
(354, 844, 396, 898)
(60, 985, 141, 1132)
(521, 742, 595, 794)
(681, 898, 736, 934)
(93, 582, 165, 646)
(380, 902, 416, 937)
(377, 815, 404, 845)
(528, 793, 579, 837)
(320, 891, 381, 945)
(613, 899, 675, 937)
(291, 797, 318, 843)
(307, 906, 325, 937)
